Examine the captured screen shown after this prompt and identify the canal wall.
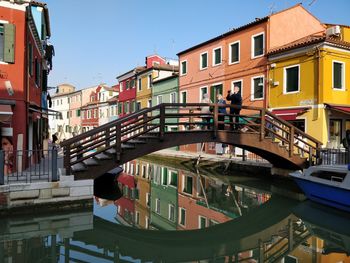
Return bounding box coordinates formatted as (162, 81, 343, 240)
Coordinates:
(0, 175, 93, 216)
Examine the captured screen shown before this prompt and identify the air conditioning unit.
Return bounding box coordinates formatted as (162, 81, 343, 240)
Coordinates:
(326, 25, 341, 37)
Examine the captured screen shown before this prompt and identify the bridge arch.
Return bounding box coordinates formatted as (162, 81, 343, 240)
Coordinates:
(61, 103, 321, 179)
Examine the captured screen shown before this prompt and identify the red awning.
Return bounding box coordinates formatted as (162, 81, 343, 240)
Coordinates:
(271, 108, 309, 121)
(326, 104, 350, 115)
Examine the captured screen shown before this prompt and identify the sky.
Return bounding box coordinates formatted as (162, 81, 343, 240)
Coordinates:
(45, 0, 350, 89)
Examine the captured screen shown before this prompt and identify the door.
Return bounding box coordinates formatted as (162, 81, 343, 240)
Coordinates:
(329, 119, 342, 148)
(210, 84, 223, 103)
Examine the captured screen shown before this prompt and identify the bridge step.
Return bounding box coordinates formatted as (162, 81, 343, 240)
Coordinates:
(121, 143, 136, 149)
(83, 158, 99, 166)
(105, 148, 116, 154)
(71, 162, 87, 173)
(126, 139, 147, 144)
(95, 152, 112, 160)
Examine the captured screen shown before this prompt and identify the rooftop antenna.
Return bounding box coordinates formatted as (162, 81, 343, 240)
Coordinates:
(269, 2, 276, 15)
(309, 0, 317, 6)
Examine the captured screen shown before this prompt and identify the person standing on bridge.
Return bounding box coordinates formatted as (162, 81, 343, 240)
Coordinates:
(217, 94, 226, 130)
(226, 86, 242, 131)
(200, 93, 212, 130)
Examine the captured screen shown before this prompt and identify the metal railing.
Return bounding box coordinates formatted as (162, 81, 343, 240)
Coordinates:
(319, 148, 349, 165)
(0, 148, 58, 185)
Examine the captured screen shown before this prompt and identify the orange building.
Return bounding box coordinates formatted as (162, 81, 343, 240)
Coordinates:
(177, 4, 324, 152)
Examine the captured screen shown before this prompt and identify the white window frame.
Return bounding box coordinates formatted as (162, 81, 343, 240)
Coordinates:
(168, 204, 175, 222)
(155, 198, 161, 214)
(170, 92, 176, 103)
(137, 78, 142, 91)
(179, 207, 186, 226)
(283, 64, 300, 94)
(180, 90, 187, 103)
(146, 193, 150, 207)
(199, 86, 208, 101)
(198, 215, 208, 229)
(251, 32, 265, 59)
(251, 75, 265, 101)
(157, 95, 163, 105)
(231, 79, 243, 97)
(147, 99, 152, 108)
(332, 60, 345, 90)
(200, 51, 208, 70)
(147, 74, 152, 89)
(229, 40, 240, 65)
(180, 60, 187, 76)
(212, 46, 222, 66)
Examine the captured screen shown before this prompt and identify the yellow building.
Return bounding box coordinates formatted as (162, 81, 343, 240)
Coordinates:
(268, 26, 350, 148)
(136, 64, 178, 109)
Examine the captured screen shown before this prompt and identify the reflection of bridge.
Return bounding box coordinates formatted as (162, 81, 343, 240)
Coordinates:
(61, 103, 321, 179)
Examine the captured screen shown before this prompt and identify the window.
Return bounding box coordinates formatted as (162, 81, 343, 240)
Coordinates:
(0, 23, 15, 63)
(118, 103, 122, 115)
(146, 193, 150, 207)
(148, 75, 152, 89)
(28, 43, 33, 76)
(125, 101, 129, 113)
(284, 65, 300, 93)
(136, 101, 141, 111)
(130, 79, 135, 88)
(157, 95, 163, 105)
(333, 61, 345, 90)
(181, 60, 187, 75)
(147, 99, 152, 108)
(126, 81, 129, 90)
(229, 41, 240, 64)
(161, 167, 168, 185)
(168, 204, 175, 222)
(200, 52, 208, 70)
(199, 216, 207, 229)
(120, 82, 123, 92)
(35, 58, 41, 87)
(183, 175, 193, 194)
(138, 78, 142, 91)
(169, 170, 177, 186)
(179, 207, 186, 226)
(251, 76, 264, 100)
(170, 92, 176, 103)
(231, 80, 242, 96)
(213, 47, 222, 66)
(155, 198, 160, 214)
(131, 100, 136, 113)
(252, 33, 264, 58)
(66, 112, 69, 119)
(181, 91, 187, 103)
(200, 86, 208, 100)
(135, 211, 140, 225)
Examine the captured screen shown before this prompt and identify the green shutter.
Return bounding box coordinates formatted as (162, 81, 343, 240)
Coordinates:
(4, 24, 15, 63)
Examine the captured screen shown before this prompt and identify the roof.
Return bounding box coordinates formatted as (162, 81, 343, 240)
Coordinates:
(30, 1, 51, 37)
(268, 34, 350, 55)
(116, 66, 146, 80)
(137, 64, 179, 75)
(177, 16, 268, 56)
(153, 74, 178, 84)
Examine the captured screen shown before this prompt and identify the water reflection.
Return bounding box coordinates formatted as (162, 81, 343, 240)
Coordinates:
(0, 160, 349, 262)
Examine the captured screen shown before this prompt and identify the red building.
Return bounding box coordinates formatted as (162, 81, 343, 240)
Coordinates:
(0, 1, 52, 158)
(81, 91, 99, 131)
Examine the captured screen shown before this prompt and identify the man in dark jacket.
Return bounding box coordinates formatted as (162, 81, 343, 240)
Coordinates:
(226, 86, 242, 130)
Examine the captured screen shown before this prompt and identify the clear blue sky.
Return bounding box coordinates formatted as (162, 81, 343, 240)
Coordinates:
(45, 0, 350, 89)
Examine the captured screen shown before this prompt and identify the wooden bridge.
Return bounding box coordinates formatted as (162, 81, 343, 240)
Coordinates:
(60, 103, 322, 180)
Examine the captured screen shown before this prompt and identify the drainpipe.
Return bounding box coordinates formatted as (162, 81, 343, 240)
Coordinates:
(25, 7, 29, 152)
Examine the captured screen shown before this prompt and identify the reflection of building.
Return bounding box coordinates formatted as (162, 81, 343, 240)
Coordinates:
(133, 160, 151, 229)
(150, 164, 178, 230)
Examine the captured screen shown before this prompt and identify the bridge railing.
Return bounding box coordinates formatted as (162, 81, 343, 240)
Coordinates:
(60, 103, 322, 174)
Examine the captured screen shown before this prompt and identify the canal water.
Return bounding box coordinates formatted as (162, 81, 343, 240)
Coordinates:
(1, 158, 350, 262)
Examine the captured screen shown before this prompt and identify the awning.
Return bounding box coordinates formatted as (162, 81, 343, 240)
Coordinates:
(271, 107, 309, 121)
(0, 104, 13, 123)
(325, 104, 350, 115)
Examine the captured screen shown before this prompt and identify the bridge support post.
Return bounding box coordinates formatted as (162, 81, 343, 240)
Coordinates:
(143, 113, 148, 132)
(52, 147, 58, 182)
(213, 104, 218, 139)
(289, 127, 294, 157)
(105, 128, 110, 148)
(116, 123, 121, 161)
(159, 104, 165, 141)
(0, 150, 4, 185)
(258, 238, 264, 262)
(288, 219, 294, 251)
(260, 109, 265, 141)
(63, 145, 71, 175)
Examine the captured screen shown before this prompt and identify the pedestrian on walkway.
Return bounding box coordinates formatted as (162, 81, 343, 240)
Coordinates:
(226, 86, 242, 130)
(217, 94, 226, 130)
(200, 93, 212, 130)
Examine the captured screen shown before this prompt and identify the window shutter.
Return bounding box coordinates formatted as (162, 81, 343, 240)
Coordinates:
(4, 24, 15, 63)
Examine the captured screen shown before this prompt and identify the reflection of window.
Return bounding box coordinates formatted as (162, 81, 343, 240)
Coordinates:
(179, 207, 186, 226)
(329, 119, 342, 148)
(181, 91, 187, 103)
(168, 204, 175, 222)
(199, 216, 207, 229)
(183, 175, 193, 194)
(146, 193, 150, 207)
(162, 167, 168, 185)
(135, 211, 140, 225)
(288, 120, 305, 132)
(170, 92, 176, 103)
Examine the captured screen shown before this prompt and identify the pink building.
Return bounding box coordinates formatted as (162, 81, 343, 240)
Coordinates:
(177, 4, 324, 152)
